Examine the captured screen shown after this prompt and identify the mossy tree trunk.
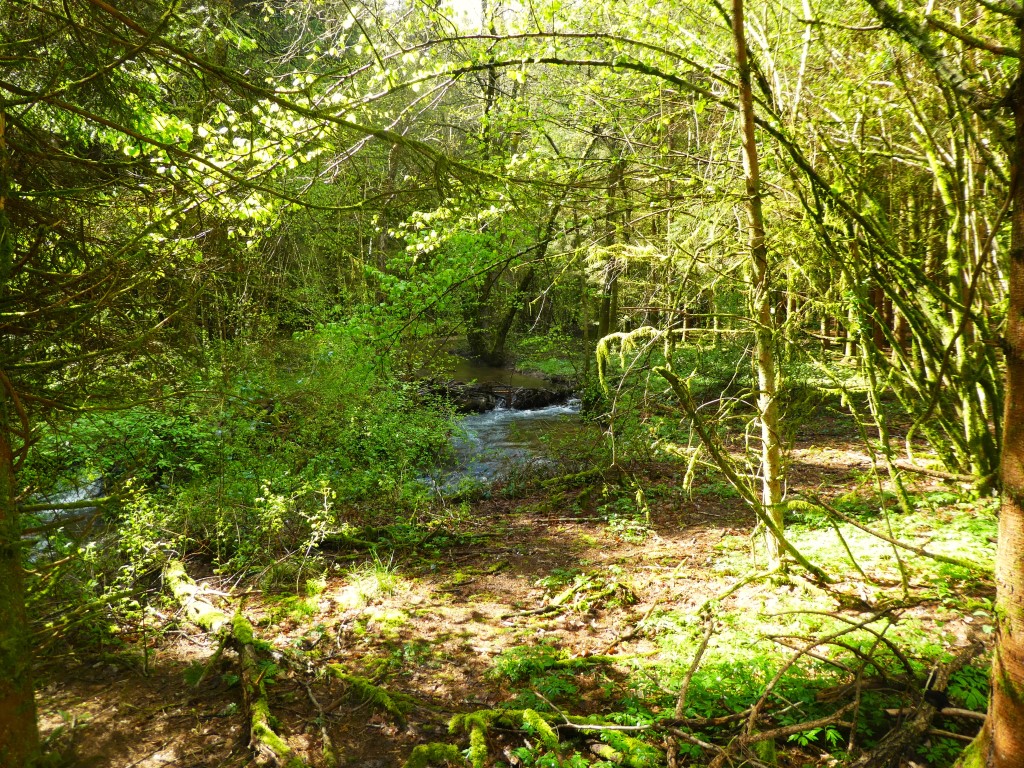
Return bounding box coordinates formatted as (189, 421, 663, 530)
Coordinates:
(731, 0, 784, 568)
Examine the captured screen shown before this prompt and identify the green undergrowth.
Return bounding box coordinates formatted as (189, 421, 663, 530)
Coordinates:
(512, 331, 583, 379)
(24, 326, 997, 768)
(458, 477, 995, 767)
(22, 326, 461, 650)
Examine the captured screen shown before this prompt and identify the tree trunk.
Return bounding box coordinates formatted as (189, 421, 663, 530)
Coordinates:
(871, 282, 886, 349)
(486, 266, 535, 367)
(0, 106, 41, 768)
(987, 49, 1024, 768)
(731, 0, 784, 568)
(0, 429, 39, 766)
(598, 290, 611, 338)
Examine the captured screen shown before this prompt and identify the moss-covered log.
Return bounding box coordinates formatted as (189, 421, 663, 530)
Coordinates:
(326, 665, 415, 727)
(234, 613, 306, 768)
(163, 560, 306, 768)
(401, 742, 466, 768)
(163, 560, 230, 633)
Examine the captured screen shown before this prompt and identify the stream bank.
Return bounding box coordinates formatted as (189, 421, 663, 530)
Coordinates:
(420, 351, 575, 414)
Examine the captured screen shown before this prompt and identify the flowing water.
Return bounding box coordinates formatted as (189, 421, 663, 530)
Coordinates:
(25, 478, 105, 561)
(424, 399, 583, 492)
(416, 343, 590, 490)
(440, 398, 583, 487)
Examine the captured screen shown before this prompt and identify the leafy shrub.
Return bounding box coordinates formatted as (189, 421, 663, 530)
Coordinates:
(948, 665, 989, 712)
(27, 324, 457, 578)
(490, 643, 580, 708)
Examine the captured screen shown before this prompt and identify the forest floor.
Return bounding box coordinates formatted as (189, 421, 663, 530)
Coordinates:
(34, 427, 996, 768)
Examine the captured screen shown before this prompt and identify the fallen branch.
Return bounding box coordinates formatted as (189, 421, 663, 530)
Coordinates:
(746, 608, 898, 737)
(891, 460, 985, 485)
(927, 727, 974, 742)
(164, 560, 230, 633)
(850, 642, 984, 768)
(739, 701, 856, 746)
(675, 616, 716, 718)
(793, 495, 992, 574)
(163, 560, 306, 767)
(884, 706, 987, 721)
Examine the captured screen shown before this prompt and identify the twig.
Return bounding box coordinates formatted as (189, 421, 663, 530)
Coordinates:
(767, 636, 858, 676)
(667, 709, 753, 728)
(884, 706, 987, 721)
(602, 594, 664, 654)
(534, 689, 652, 732)
(675, 616, 716, 717)
(656, 366, 832, 583)
(667, 727, 729, 758)
(192, 632, 228, 689)
(926, 728, 975, 742)
(301, 678, 341, 767)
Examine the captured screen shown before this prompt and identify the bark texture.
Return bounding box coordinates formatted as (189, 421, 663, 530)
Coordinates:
(989, 51, 1024, 767)
(0, 107, 40, 768)
(0, 430, 39, 766)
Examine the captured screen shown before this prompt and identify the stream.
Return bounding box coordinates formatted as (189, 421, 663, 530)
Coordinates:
(421, 350, 586, 490)
(436, 398, 582, 489)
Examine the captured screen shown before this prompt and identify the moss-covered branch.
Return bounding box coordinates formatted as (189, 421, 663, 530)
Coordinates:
(326, 665, 416, 728)
(163, 560, 306, 767)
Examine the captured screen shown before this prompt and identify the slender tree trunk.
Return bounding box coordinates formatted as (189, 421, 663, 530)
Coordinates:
(486, 267, 535, 366)
(731, 0, 784, 568)
(598, 291, 611, 338)
(871, 282, 886, 349)
(582, 285, 591, 377)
